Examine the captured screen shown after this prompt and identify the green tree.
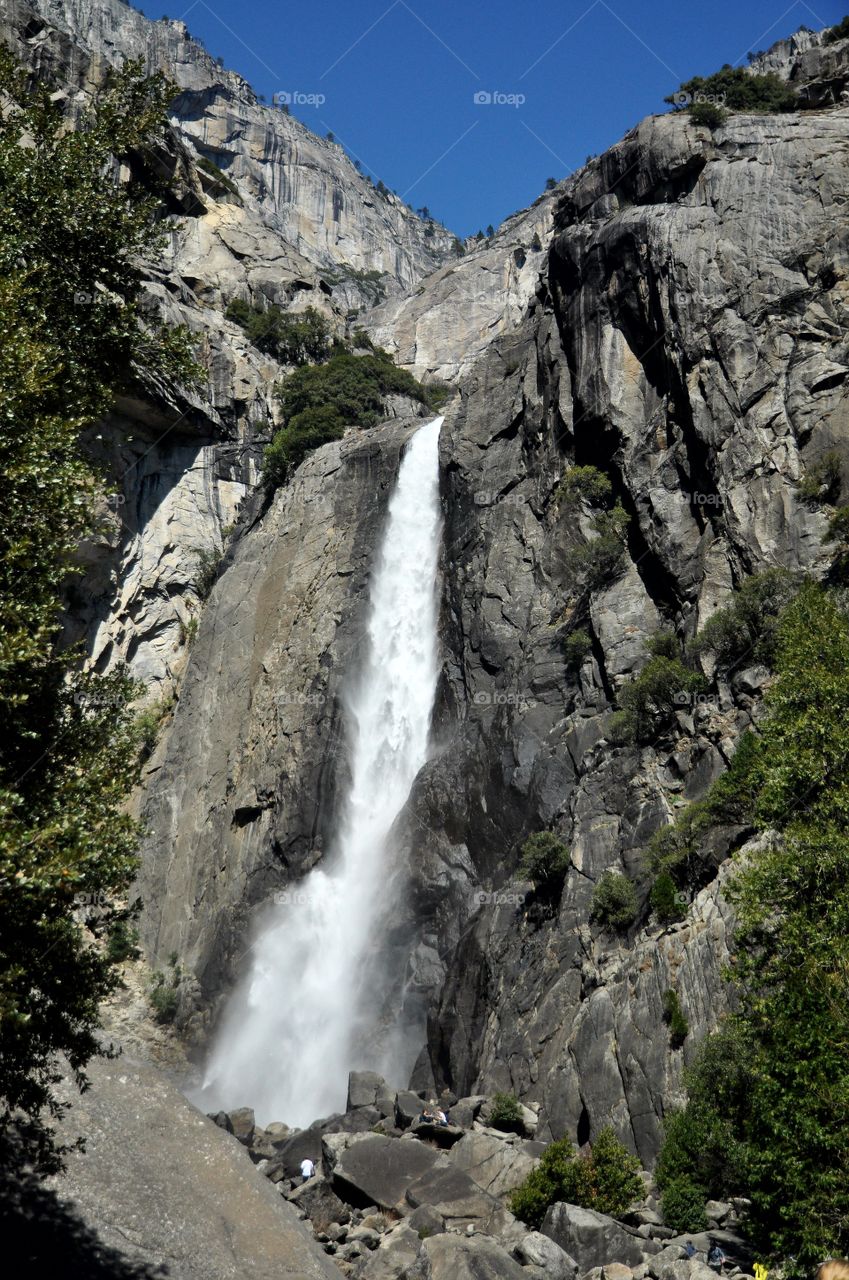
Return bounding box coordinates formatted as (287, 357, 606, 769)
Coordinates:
(656, 585, 849, 1268)
(511, 1127, 642, 1229)
(666, 66, 797, 114)
(518, 832, 570, 892)
(590, 871, 638, 931)
(0, 51, 197, 1170)
(690, 568, 801, 672)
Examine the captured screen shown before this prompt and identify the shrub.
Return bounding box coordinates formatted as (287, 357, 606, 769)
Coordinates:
(193, 545, 224, 600)
(662, 990, 689, 1047)
(149, 955, 181, 1024)
(263, 404, 345, 487)
(566, 503, 630, 591)
(518, 832, 570, 891)
(688, 101, 726, 129)
(558, 465, 613, 507)
(825, 505, 849, 582)
(563, 629, 592, 671)
(797, 450, 842, 505)
(133, 694, 175, 764)
(105, 918, 140, 964)
(226, 300, 332, 366)
(591, 871, 638, 931)
(510, 1127, 642, 1230)
(665, 66, 798, 114)
(650, 871, 686, 925)
(660, 1177, 709, 1232)
(196, 155, 241, 200)
(610, 656, 707, 745)
(689, 568, 800, 673)
(489, 1092, 524, 1134)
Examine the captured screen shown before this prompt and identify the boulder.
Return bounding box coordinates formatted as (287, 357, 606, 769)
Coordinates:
(449, 1095, 487, 1128)
(395, 1090, 425, 1128)
(705, 1201, 732, 1224)
(226, 1106, 256, 1146)
(410, 1119, 465, 1147)
(404, 1162, 514, 1236)
(512, 1229, 579, 1279)
(449, 1130, 540, 1200)
(332, 1134, 443, 1210)
(648, 1246, 690, 1274)
(347, 1071, 388, 1111)
(32, 1053, 340, 1279)
(276, 1125, 325, 1177)
(419, 1232, 528, 1279)
(479, 1097, 539, 1138)
(605, 1266, 635, 1280)
(407, 1203, 446, 1237)
(287, 1175, 351, 1232)
(542, 1204, 659, 1271)
(360, 1223, 423, 1279)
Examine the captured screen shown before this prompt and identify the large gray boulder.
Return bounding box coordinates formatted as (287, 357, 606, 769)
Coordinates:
(542, 1203, 659, 1271)
(347, 1070, 387, 1111)
(404, 1163, 515, 1236)
(448, 1130, 541, 1199)
(332, 1135, 442, 1210)
(31, 1053, 340, 1279)
(512, 1230, 580, 1279)
(418, 1233, 528, 1279)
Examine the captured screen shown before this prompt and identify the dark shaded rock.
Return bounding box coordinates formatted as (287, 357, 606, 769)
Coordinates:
(276, 1126, 325, 1178)
(287, 1176, 351, 1233)
(332, 1135, 442, 1210)
(404, 1163, 512, 1235)
(395, 1090, 425, 1128)
(227, 1106, 255, 1146)
(407, 1204, 445, 1237)
(410, 1120, 465, 1147)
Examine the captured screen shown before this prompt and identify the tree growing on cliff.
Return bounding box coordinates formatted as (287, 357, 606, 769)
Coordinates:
(0, 51, 197, 1171)
(656, 585, 849, 1268)
(511, 1127, 642, 1229)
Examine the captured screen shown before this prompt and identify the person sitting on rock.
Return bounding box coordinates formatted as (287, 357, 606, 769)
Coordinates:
(435, 1107, 448, 1126)
(299, 1157, 315, 1184)
(708, 1243, 726, 1272)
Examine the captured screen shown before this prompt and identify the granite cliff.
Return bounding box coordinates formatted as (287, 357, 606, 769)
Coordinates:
(5, 0, 849, 1252)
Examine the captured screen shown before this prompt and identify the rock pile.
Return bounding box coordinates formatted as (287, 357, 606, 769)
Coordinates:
(210, 1072, 754, 1279)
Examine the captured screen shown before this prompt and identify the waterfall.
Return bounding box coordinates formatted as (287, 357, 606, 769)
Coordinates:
(197, 417, 443, 1127)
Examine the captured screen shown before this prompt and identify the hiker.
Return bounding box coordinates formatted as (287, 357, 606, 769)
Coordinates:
(708, 1243, 726, 1273)
(435, 1107, 448, 1126)
(299, 1156, 315, 1184)
(753, 1263, 768, 1280)
(685, 1243, 697, 1259)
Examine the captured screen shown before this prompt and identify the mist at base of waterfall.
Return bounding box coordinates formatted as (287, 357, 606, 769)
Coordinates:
(194, 417, 444, 1128)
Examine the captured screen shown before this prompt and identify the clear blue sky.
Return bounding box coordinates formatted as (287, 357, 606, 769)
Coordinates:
(141, 0, 845, 236)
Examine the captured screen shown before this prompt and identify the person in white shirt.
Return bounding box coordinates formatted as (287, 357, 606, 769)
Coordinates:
(300, 1157, 315, 1183)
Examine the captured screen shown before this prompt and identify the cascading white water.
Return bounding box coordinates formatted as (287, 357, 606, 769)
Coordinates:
(197, 416, 443, 1127)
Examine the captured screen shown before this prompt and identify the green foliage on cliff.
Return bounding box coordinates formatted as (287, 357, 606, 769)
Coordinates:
(689, 568, 801, 672)
(264, 347, 445, 486)
(609, 654, 706, 745)
(225, 299, 331, 365)
(510, 1127, 642, 1230)
(518, 831, 570, 891)
(590, 871, 638, 931)
(489, 1092, 524, 1134)
(0, 50, 197, 1171)
(656, 584, 849, 1269)
(666, 66, 798, 115)
(825, 15, 849, 42)
(662, 990, 689, 1047)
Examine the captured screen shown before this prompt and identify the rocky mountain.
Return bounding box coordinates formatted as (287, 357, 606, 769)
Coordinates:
(132, 26, 849, 1166)
(6, 0, 849, 1271)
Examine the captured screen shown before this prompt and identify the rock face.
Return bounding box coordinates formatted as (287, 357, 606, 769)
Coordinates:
(129, 22, 849, 1166)
(18, 1052, 339, 1279)
(11, 0, 849, 1216)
